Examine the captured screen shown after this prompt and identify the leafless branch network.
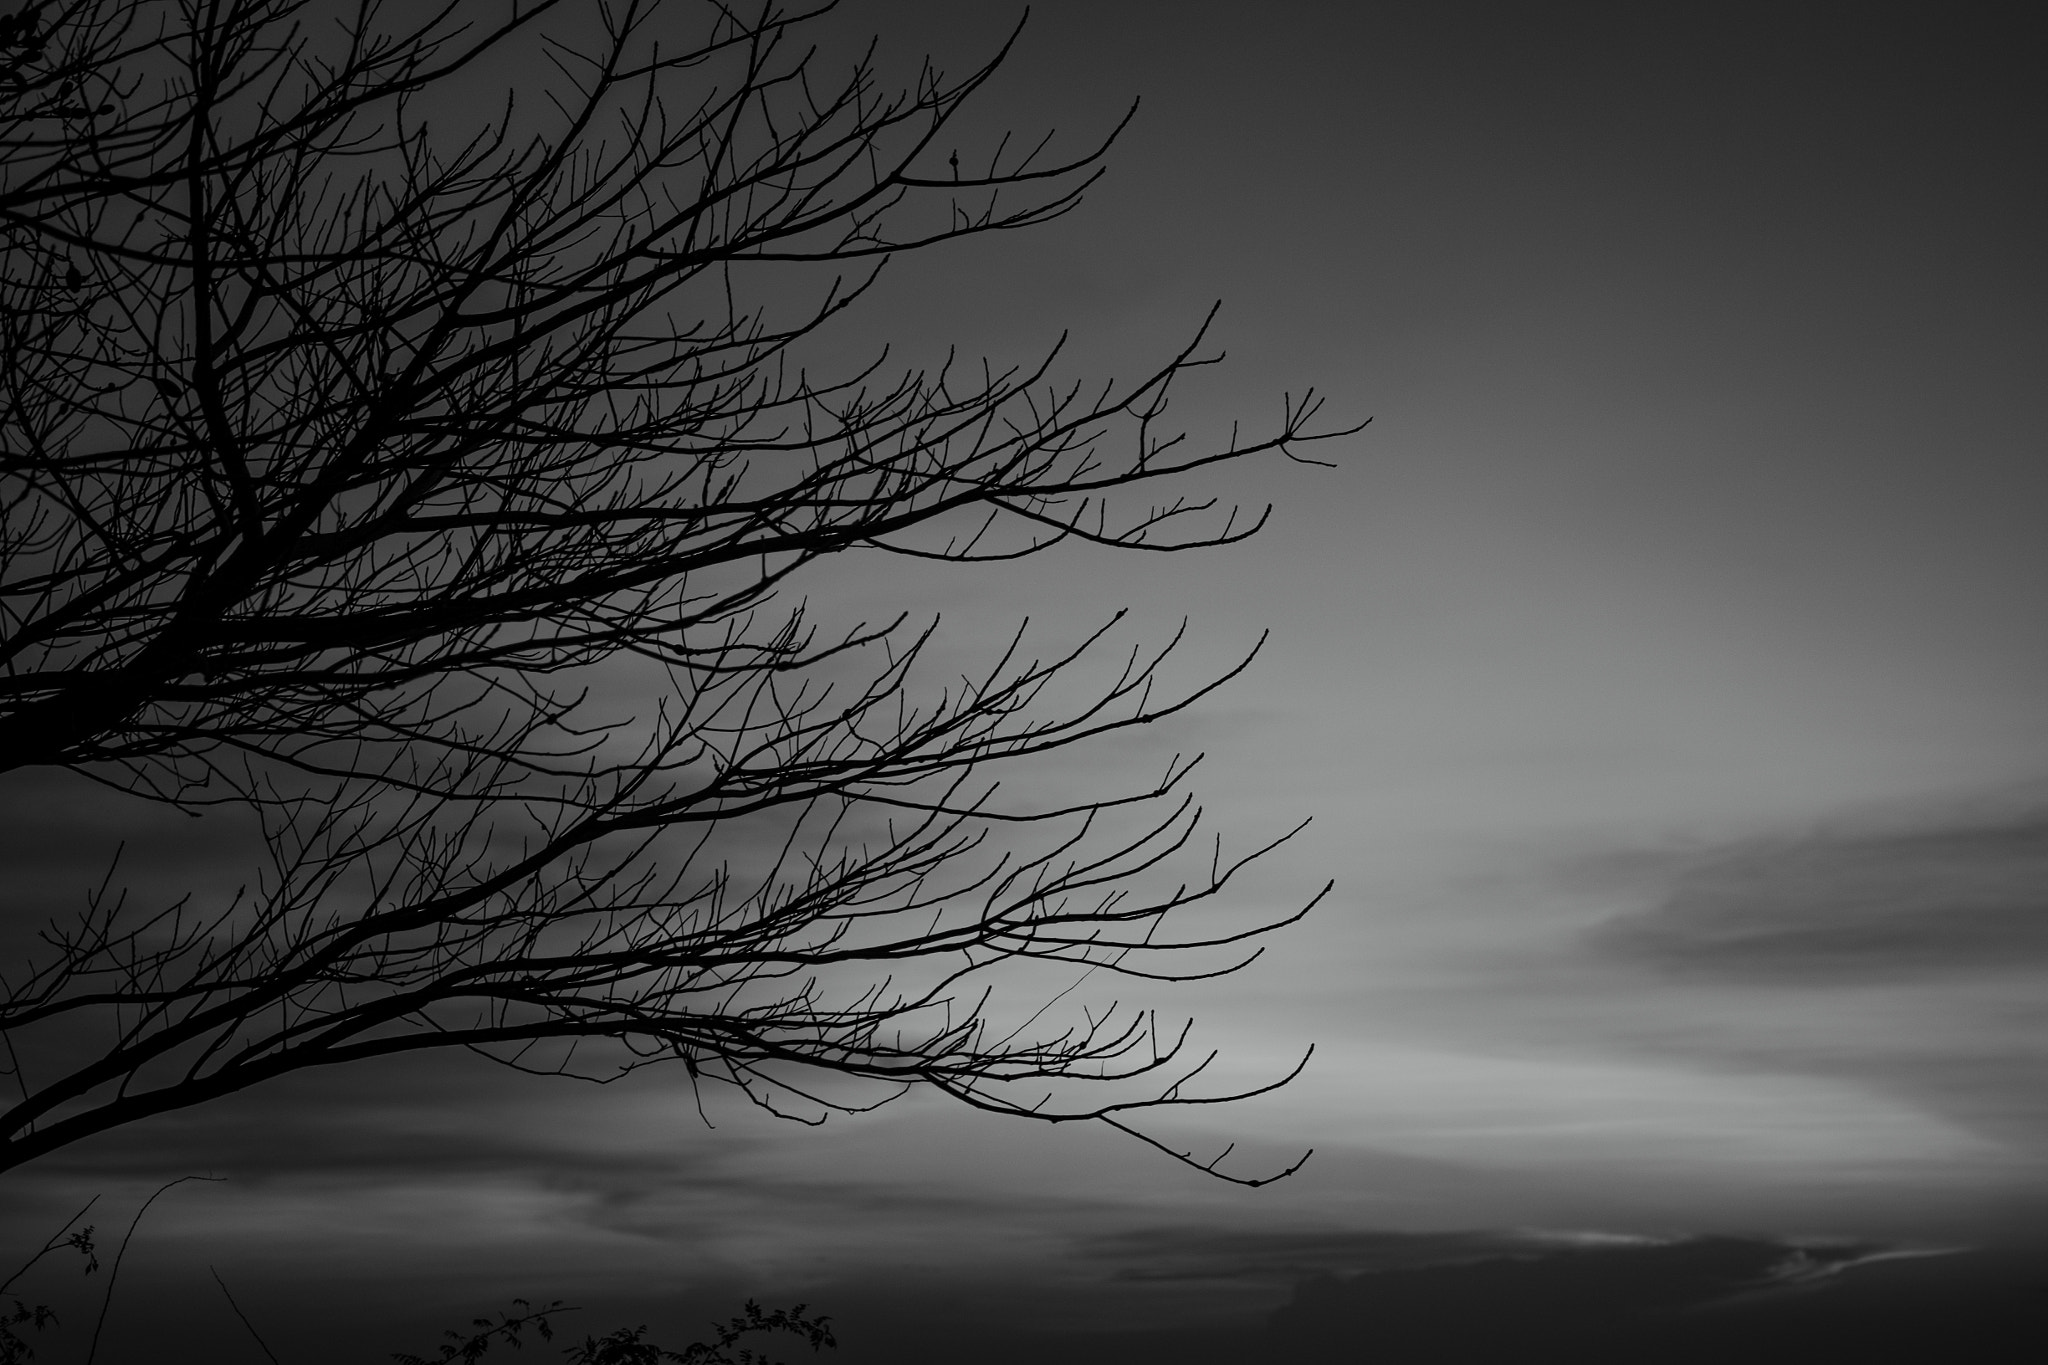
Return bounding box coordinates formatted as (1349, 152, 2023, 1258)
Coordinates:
(0, 0, 1352, 1180)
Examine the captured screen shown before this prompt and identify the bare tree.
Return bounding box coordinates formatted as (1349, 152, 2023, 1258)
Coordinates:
(0, 0, 1345, 1179)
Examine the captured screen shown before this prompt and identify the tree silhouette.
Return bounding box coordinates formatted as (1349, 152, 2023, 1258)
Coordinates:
(0, 0, 1343, 1177)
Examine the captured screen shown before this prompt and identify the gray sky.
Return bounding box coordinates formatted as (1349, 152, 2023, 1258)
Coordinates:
(5, 2, 2046, 1359)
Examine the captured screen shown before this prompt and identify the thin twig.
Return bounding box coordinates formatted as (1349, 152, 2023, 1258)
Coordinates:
(210, 1266, 282, 1365)
(86, 1175, 222, 1365)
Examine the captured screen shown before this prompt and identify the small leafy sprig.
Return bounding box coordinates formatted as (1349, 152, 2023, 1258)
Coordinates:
(0, 1205, 98, 1365)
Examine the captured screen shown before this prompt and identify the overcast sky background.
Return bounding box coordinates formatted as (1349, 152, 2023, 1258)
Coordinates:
(5, 2, 2046, 1360)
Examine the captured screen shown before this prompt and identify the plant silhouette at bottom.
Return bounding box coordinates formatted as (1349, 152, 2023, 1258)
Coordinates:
(394, 1298, 835, 1365)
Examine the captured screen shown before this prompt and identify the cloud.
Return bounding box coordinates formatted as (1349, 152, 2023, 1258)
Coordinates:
(1079, 1224, 1667, 1284)
(1529, 796, 2048, 1163)
(1592, 811, 2048, 982)
(810, 1234, 2038, 1365)
(1261, 1236, 2040, 1364)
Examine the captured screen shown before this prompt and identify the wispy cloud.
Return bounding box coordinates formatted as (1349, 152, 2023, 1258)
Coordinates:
(1081, 1223, 1672, 1284)
(1261, 1235, 2031, 1364)
(1594, 810, 2048, 982)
